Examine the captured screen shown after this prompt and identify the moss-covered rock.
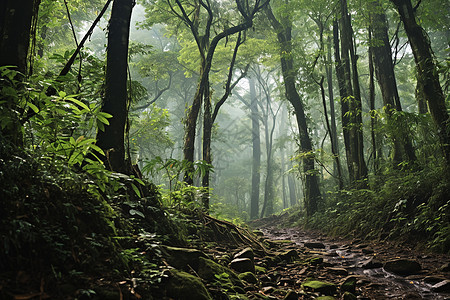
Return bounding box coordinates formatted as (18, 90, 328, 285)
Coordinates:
(302, 280, 337, 296)
(198, 257, 243, 287)
(162, 246, 208, 271)
(238, 271, 258, 284)
(166, 269, 212, 300)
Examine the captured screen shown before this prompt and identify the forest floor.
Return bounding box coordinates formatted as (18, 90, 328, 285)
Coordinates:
(232, 214, 450, 300)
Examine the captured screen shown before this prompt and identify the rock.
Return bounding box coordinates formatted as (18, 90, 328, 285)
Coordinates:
(283, 290, 298, 300)
(229, 257, 255, 273)
(198, 257, 243, 287)
(302, 280, 337, 296)
(340, 276, 358, 294)
(361, 257, 383, 269)
(234, 247, 255, 262)
(383, 259, 421, 276)
(304, 241, 326, 249)
(238, 272, 258, 284)
(166, 269, 212, 300)
(431, 280, 450, 292)
(278, 249, 299, 261)
(326, 267, 349, 276)
(162, 246, 208, 271)
(342, 292, 357, 300)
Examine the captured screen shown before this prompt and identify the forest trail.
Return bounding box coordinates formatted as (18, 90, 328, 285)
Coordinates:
(249, 224, 450, 299)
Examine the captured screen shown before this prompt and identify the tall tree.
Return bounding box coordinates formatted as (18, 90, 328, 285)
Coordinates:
(333, 0, 368, 184)
(368, 0, 416, 165)
(249, 77, 261, 219)
(266, 4, 321, 217)
(96, 0, 134, 173)
(165, 0, 268, 185)
(390, 0, 450, 167)
(0, 0, 41, 146)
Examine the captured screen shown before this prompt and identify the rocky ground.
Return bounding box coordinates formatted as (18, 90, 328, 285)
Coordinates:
(155, 221, 450, 300)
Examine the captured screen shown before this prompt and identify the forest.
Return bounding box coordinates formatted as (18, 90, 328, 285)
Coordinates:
(0, 0, 449, 298)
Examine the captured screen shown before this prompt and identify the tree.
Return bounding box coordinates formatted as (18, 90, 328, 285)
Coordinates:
(266, 3, 321, 217)
(96, 0, 134, 173)
(333, 0, 368, 184)
(368, 0, 416, 166)
(0, 0, 41, 146)
(390, 0, 450, 168)
(249, 77, 261, 219)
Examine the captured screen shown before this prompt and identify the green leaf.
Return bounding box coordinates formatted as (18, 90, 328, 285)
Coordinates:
(129, 208, 144, 218)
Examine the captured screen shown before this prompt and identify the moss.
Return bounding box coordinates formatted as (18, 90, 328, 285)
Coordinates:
(238, 271, 258, 284)
(255, 265, 267, 274)
(198, 257, 243, 287)
(302, 280, 337, 296)
(166, 269, 212, 300)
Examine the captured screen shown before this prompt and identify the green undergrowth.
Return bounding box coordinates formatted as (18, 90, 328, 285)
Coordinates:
(0, 136, 188, 297)
(287, 166, 450, 254)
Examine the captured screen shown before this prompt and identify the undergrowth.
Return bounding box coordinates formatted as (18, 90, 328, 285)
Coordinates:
(287, 166, 450, 254)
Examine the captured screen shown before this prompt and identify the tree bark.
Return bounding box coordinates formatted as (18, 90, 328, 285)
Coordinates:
(335, 0, 368, 184)
(249, 78, 261, 219)
(0, 0, 40, 146)
(96, 0, 133, 173)
(391, 0, 450, 167)
(266, 5, 321, 217)
(369, 0, 416, 165)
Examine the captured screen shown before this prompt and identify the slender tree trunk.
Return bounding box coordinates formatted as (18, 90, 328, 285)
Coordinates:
(96, 0, 133, 173)
(267, 5, 321, 216)
(0, 0, 40, 146)
(391, 0, 450, 167)
(249, 78, 261, 219)
(335, 0, 368, 184)
(368, 30, 379, 174)
(369, 0, 416, 165)
(325, 34, 341, 183)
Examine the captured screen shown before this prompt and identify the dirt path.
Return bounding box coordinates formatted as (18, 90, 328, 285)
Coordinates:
(258, 225, 450, 299)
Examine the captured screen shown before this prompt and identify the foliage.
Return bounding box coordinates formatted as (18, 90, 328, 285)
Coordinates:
(299, 166, 450, 253)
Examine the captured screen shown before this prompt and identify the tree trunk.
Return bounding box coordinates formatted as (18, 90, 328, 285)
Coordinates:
(96, 0, 133, 173)
(325, 34, 341, 184)
(335, 0, 368, 184)
(391, 0, 450, 167)
(369, 0, 416, 165)
(249, 78, 261, 219)
(0, 0, 40, 146)
(267, 5, 321, 216)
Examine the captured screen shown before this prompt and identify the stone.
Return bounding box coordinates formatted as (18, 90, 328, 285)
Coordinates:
(431, 280, 450, 293)
(342, 292, 357, 300)
(278, 249, 299, 261)
(326, 267, 349, 276)
(229, 257, 255, 273)
(238, 272, 258, 284)
(383, 259, 421, 276)
(166, 269, 212, 300)
(261, 286, 275, 294)
(340, 276, 358, 294)
(234, 247, 255, 262)
(360, 257, 383, 269)
(302, 280, 337, 296)
(198, 257, 243, 287)
(162, 246, 208, 271)
(304, 241, 326, 249)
